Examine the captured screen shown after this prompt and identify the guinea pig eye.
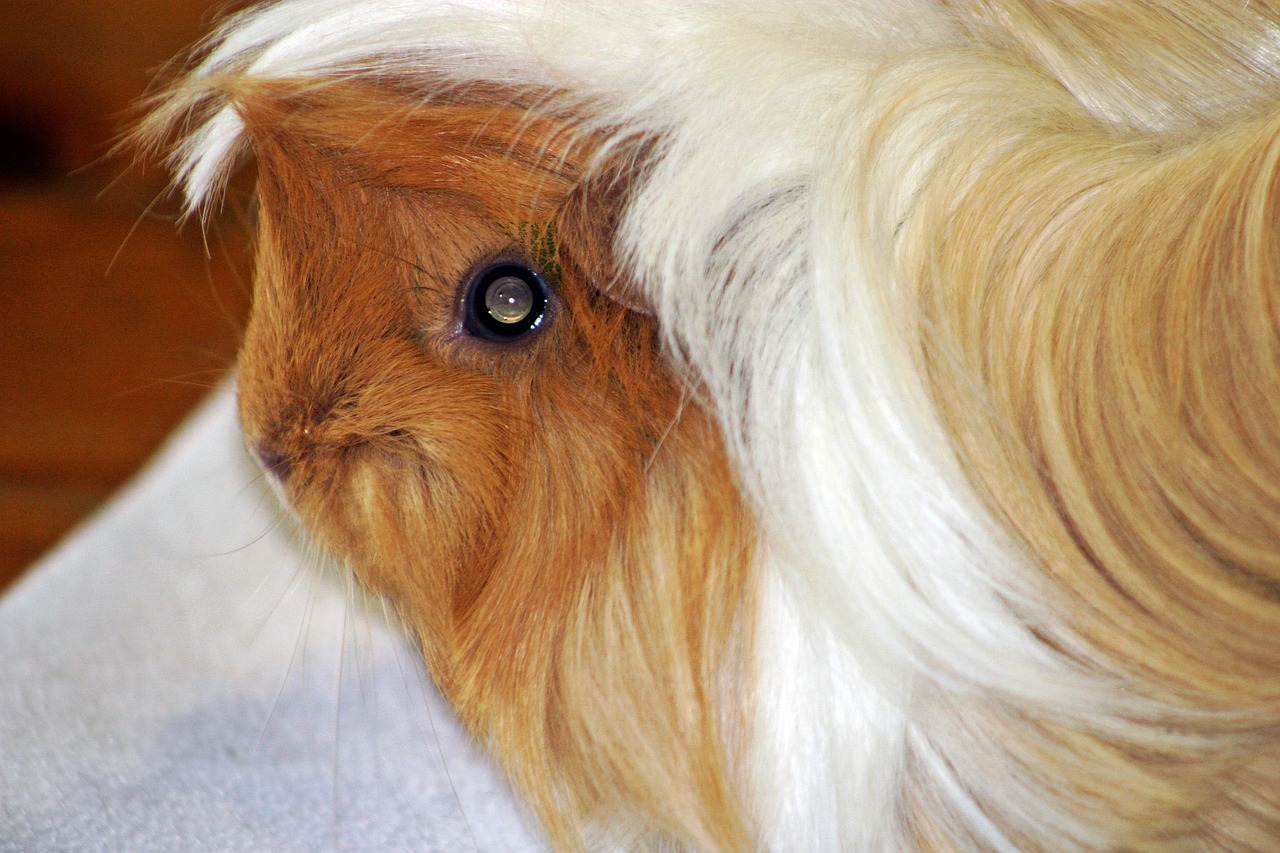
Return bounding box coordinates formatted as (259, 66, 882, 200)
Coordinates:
(463, 262, 549, 341)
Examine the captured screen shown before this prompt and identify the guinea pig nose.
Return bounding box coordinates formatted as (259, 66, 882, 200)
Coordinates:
(252, 441, 293, 482)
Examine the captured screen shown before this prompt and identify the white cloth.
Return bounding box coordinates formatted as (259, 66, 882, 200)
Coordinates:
(0, 386, 548, 853)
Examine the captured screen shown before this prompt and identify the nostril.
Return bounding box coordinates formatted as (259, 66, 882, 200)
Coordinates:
(253, 442, 293, 481)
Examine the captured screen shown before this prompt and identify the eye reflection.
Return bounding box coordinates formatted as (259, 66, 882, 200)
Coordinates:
(485, 276, 535, 324)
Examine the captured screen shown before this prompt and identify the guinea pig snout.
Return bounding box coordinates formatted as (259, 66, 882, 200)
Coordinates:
(240, 384, 338, 484)
(252, 440, 293, 482)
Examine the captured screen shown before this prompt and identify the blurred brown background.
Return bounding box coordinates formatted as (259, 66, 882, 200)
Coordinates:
(0, 1, 254, 591)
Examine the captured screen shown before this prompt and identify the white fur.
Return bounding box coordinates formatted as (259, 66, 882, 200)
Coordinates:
(153, 2, 1269, 848)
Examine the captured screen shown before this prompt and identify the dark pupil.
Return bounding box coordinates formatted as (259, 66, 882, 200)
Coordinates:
(465, 263, 547, 340)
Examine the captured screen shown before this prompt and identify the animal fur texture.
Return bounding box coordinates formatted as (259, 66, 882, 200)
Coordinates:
(139, 1, 1280, 850)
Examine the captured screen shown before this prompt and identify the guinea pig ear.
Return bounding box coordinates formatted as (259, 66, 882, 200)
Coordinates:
(555, 153, 656, 316)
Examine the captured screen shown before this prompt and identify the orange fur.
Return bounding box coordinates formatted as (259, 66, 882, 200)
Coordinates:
(231, 79, 757, 852)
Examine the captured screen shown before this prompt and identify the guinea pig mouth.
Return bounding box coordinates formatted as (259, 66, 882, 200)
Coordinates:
(289, 436, 421, 501)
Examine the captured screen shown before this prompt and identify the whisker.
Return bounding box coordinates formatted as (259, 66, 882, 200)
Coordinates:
(409, 631, 483, 853)
(246, 539, 308, 648)
(205, 488, 286, 556)
(351, 581, 377, 725)
(105, 188, 166, 280)
(256, 554, 316, 750)
(330, 568, 352, 851)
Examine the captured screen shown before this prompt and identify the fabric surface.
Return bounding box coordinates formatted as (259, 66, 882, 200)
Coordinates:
(0, 386, 548, 853)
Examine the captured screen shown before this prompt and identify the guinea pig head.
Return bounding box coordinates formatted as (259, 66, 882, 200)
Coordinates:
(230, 80, 757, 851)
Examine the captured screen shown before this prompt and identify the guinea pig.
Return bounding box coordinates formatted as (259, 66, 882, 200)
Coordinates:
(138, 1, 1280, 850)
